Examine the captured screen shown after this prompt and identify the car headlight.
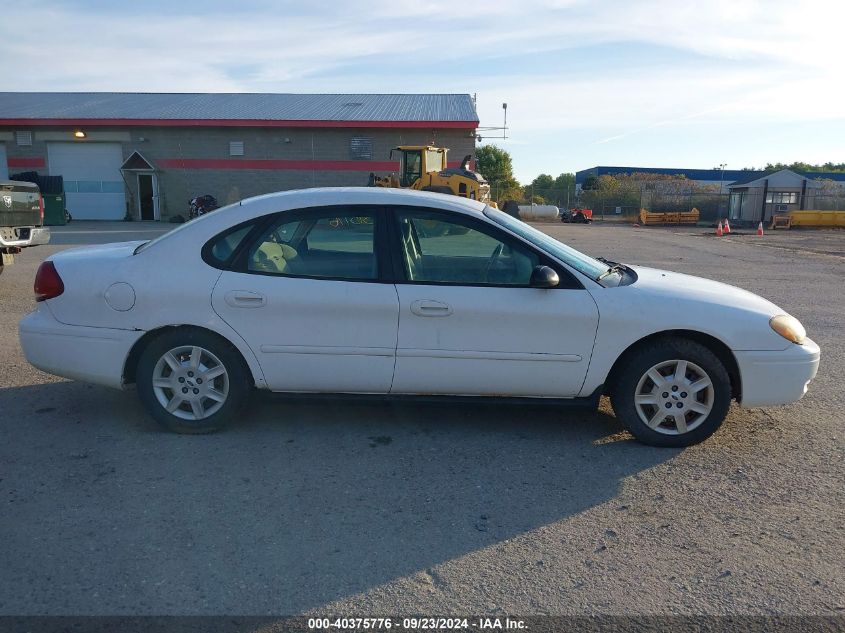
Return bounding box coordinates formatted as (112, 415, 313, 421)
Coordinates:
(769, 314, 806, 344)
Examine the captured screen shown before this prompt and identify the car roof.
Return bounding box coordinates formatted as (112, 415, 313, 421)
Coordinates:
(241, 187, 489, 218)
(138, 187, 491, 255)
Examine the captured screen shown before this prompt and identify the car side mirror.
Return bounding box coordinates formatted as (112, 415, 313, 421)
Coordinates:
(530, 265, 559, 288)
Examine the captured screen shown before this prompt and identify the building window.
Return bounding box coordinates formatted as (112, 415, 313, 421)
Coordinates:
(765, 192, 798, 204)
(350, 137, 373, 160)
(229, 141, 244, 156)
(16, 131, 32, 146)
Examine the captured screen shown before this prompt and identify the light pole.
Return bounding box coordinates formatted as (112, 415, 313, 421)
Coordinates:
(717, 163, 727, 220)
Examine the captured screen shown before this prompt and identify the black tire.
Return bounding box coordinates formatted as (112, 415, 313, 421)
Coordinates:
(136, 328, 252, 434)
(610, 337, 731, 447)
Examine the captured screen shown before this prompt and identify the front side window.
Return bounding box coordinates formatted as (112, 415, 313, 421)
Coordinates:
(396, 210, 538, 285)
(485, 206, 610, 281)
(246, 210, 377, 280)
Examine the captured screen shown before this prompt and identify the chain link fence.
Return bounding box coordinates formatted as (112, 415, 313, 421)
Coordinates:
(488, 184, 732, 224)
(487, 181, 845, 225)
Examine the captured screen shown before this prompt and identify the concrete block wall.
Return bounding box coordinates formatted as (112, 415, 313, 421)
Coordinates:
(0, 125, 476, 220)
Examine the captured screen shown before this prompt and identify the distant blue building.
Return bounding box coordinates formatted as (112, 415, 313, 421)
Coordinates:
(575, 166, 845, 193)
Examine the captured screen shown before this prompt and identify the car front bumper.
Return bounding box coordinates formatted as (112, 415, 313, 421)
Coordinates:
(19, 304, 142, 390)
(735, 337, 820, 407)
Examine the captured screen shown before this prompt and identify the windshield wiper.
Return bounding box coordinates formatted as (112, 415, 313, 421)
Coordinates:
(598, 263, 625, 281)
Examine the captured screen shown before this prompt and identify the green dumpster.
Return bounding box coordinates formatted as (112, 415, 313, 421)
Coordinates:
(43, 193, 66, 226)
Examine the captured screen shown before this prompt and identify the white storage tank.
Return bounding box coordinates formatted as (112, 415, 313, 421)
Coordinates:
(518, 204, 560, 221)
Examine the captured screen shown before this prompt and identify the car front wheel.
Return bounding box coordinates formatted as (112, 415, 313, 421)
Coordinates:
(610, 338, 732, 447)
(136, 328, 251, 434)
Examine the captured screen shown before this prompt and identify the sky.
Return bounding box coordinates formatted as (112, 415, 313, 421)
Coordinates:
(2, 0, 844, 182)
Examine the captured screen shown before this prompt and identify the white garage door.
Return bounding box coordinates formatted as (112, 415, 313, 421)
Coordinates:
(48, 143, 126, 220)
(0, 143, 8, 180)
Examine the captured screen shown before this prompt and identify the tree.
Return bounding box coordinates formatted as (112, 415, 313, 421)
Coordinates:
(553, 173, 575, 192)
(475, 144, 524, 204)
(529, 174, 555, 191)
(475, 144, 515, 185)
(493, 178, 524, 204)
(581, 174, 600, 190)
(742, 162, 845, 173)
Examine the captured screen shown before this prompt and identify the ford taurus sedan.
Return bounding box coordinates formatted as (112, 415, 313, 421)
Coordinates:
(19, 188, 820, 446)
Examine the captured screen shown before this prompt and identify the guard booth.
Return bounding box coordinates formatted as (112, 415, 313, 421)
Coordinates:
(728, 169, 822, 225)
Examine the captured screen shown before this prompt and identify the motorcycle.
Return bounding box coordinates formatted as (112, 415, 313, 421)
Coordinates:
(188, 195, 219, 220)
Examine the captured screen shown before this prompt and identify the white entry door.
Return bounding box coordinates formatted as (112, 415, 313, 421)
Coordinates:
(48, 143, 126, 220)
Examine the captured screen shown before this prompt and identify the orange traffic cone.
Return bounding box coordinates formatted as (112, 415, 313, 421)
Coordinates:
(716, 220, 723, 236)
(723, 218, 731, 234)
(757, 221, 764, 236)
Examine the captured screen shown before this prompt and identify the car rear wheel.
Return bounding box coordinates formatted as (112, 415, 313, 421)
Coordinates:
(610, 337, 731, 447)
(136, 328, 251, 434)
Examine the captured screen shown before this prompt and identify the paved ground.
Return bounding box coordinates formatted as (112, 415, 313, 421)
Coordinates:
(0, 220, 843, 616)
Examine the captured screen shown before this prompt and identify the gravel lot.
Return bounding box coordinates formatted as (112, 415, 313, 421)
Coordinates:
(0, 220, 843, 616)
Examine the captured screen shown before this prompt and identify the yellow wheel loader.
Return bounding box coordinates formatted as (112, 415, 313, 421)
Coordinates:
(367, 145, 495, 207)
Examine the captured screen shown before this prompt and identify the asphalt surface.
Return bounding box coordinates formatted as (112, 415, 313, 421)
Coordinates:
(0, 220, 843, 616)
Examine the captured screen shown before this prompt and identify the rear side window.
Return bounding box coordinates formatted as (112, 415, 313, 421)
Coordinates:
(204, 223, 256, 268)
(244, 210, 377, 280)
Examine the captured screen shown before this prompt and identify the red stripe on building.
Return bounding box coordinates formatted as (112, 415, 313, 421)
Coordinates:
(157, 158, 472, 171)
(0, 118, 478, 129)
(7, 157, 45, 168)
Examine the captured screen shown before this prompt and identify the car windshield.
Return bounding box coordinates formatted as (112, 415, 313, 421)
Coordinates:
(484, 207, 612, 281)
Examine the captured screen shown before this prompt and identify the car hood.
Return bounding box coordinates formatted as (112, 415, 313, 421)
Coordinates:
(590, 264, 798, 351)
(628, 265, 783, 317)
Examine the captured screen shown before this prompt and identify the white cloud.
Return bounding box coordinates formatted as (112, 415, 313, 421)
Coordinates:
(2, 0, 843, 178)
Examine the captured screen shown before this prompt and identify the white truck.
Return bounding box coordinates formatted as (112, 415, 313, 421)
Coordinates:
(0, 180, 49, 275)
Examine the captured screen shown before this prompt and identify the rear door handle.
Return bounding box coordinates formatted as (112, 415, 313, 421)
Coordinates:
(224, 290, 266, 308)
(410, 299, 452, 317)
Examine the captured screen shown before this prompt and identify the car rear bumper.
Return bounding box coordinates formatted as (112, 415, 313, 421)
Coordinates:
(735, 337, 820, 407)
(27, 226, 51, 246)
(19, 304, 142, 389)
(0, 226, 33, 248)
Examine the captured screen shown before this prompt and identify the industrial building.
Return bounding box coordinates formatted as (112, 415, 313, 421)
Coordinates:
(0, 93, 479, 221)
(576, 165, 845, 193)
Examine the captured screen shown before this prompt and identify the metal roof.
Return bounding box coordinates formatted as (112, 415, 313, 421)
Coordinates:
(727, 169, 824, 189)
(0, 92, 479, 124)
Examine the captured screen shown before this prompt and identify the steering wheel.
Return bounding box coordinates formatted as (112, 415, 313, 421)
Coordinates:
(483, 243, 505, 282)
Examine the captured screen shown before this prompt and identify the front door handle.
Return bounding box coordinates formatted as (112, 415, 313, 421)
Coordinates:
(410, 299, 452, 317)
(224, 290, 266, 308)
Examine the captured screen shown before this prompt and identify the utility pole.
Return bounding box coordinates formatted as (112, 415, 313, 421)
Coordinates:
(717, 163, 727, 219)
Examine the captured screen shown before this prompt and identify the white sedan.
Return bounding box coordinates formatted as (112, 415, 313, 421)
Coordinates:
(19, 188, 819, 446)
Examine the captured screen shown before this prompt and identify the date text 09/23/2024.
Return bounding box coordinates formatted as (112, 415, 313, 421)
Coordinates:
(307, 617, 527, 630)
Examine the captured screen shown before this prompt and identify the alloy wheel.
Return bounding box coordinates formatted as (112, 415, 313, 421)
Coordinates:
(633, 359, 715, 435)
(151, 345, 229, 421)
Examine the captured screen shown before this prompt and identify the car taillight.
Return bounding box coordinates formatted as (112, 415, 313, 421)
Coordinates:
(34, 261, 64, 302)
(38, 195, 45, 225)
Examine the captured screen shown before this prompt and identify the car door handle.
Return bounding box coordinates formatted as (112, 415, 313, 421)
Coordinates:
(410, 299, 452, 317)
(224, 290, 266, 308)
